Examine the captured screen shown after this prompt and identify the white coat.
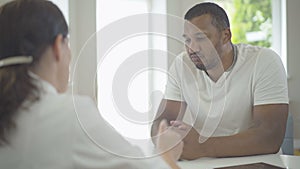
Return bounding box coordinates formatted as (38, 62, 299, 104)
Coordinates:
(0, 77, 169, 169)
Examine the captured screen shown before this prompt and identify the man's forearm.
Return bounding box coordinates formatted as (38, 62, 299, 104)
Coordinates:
(151, 120, 161, 144)
(181, 127, 284, 160)
(151, 100, 187, 138)
(181, 104, 288, 160)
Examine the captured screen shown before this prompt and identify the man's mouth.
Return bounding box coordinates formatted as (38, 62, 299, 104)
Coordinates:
(189, 53, 203, 62)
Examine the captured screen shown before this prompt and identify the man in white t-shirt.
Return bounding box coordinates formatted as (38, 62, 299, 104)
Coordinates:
(151, 2, 288, 160)
(0, 1, 183, 168)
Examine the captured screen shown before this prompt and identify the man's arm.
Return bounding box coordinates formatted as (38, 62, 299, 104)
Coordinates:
(151, 99, 187, 142)
(178, 104, 288, 160)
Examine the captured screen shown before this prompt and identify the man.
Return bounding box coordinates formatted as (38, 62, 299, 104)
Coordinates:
(151, 2, 288, 160)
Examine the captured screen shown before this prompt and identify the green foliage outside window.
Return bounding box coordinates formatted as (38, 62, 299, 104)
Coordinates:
(231, 0, 272, 47)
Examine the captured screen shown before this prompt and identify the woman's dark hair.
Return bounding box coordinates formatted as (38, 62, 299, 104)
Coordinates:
(0, 0, 68, 145)
(184, 2, 230, 31)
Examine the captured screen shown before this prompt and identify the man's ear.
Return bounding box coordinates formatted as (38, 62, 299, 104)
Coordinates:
(52, 34, 64, 62)
(222, 28, 232, 44)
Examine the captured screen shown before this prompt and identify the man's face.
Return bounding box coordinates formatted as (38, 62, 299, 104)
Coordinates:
(183, 14, 223, 71)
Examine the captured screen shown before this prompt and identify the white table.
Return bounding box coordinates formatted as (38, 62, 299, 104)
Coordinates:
(178, 154, 285, 169)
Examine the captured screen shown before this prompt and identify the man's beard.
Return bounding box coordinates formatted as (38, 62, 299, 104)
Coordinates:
(195, 64, 207, 71)
(189, 52, 207, 71)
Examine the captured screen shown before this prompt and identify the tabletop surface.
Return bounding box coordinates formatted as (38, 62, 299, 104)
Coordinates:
(178, 153, 285, 169)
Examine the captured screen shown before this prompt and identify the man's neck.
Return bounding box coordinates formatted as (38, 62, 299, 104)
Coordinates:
(222, 43, 235, 72)
(206, 43, 234, 82)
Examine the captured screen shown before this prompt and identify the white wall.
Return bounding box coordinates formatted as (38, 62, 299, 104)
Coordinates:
(68, 0, 97, 101)
(286, 0, 300, 139)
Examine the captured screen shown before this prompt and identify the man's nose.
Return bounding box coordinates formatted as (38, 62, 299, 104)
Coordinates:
(188, 41, 200, 53)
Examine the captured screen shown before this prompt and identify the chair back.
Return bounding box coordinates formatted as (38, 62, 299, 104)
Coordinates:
(281, 113, 294, 155)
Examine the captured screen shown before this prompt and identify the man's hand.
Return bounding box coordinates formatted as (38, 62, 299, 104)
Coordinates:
(170, 104, 288, 160)
(151, 99, 187, 143)
(156, 120, 184, 161)
(171, 121, 205, 160)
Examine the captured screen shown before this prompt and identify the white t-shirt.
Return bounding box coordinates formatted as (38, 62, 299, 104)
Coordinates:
(0, 78, 169, 169)
(165, 44, 289, 137)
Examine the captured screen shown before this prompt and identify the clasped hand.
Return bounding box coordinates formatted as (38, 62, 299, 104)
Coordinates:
(170, 120, 205, 160)
(156, 120, 184, 161)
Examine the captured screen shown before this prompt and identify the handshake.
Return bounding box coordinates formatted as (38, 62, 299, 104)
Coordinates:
(155, 120, 197, 168)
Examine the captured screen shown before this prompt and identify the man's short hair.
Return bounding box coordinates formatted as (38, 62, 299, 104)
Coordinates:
(184, 2, 230, 31)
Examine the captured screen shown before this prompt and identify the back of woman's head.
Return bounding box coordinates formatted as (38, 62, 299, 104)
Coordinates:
(0, 0, 68, 145)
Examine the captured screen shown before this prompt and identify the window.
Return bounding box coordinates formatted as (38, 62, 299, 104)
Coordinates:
(211, 0, 287, 70)
(96, 0, 150, 145)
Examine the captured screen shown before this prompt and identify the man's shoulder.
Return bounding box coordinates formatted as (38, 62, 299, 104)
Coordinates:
(235, 43, 264, 55)
(235, 43, 279, 62)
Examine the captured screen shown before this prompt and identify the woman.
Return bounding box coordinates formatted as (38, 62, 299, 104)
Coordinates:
(0, 0, 183, 168)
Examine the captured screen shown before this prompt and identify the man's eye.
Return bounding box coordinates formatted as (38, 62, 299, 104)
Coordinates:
(196, 37, 206, 41)
(185, 39, 191, 44)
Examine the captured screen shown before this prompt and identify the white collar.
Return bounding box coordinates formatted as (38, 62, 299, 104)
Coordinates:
(225, 44, 237, 72)
(28, 71, 58, 94)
